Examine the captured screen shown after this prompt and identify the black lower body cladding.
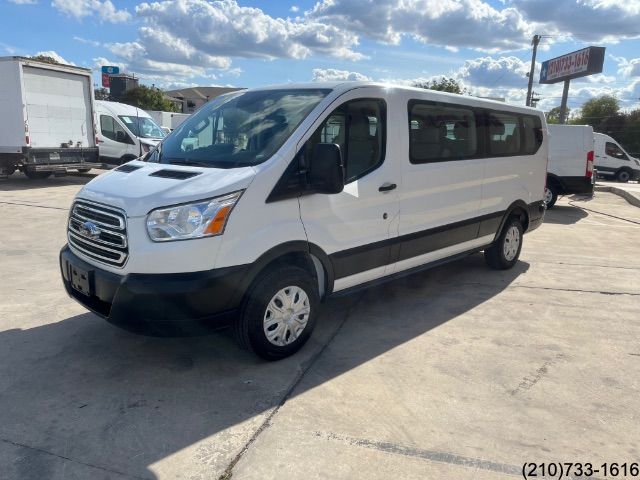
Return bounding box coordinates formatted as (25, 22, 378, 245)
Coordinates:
(60, 246, 247, 333)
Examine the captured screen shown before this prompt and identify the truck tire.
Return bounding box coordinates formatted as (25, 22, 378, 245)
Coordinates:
(543, 184, 558, 209)
(24, 170, 52, 180)
(234, 265, 319, 360)
(616, 169, 631, 183)
(484, 218, 524, 270)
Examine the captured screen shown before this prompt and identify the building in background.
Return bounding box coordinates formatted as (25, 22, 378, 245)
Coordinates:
(109, 74, 139, 102)
(163, 86, 244, 113)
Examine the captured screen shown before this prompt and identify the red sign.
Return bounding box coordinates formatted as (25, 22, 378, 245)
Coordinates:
(101, 73, 110, 88)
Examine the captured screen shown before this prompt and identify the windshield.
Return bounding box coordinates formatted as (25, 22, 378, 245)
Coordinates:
(119, 115, 166, 139)
(150, 89, 330, 168)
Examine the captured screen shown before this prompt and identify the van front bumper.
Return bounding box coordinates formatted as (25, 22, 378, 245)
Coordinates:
(60, 245, 247, 333)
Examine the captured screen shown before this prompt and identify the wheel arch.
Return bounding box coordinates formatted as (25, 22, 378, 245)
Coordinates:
(546, 173, 565, 193)
(232, 241, 335, 306)
(494, 200, 530, 241)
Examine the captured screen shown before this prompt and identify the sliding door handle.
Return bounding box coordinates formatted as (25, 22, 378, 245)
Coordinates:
(378, 183, 397, 192)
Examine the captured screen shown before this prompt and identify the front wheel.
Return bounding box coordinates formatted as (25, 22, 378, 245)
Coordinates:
(616, 169, 631, 183)
(234, 265, 319, 360)
(543, 184, 558, 209)
(484, 218, 524, 270)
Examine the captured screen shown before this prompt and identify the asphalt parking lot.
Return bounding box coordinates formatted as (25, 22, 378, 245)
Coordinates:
(1, 172, 639, 480)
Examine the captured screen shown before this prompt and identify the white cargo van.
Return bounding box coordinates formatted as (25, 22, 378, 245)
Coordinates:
(95, 101, 165, 166)
(545, 125, 595, 208)
(593, 132, 640, 183)
(146, 110, 190, 132)
(0, 56, 100, 179)
(60, 83, 547, 360)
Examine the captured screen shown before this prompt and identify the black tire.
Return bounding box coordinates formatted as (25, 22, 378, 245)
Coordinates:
(234, 265, 319, 360)
(484, 218, 524, 270)
(24, 170, 52, 180)
(543, 184, 558, 209)
(616, 169, 631, 183)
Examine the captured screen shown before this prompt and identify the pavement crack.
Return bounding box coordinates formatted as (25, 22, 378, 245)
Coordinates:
(0, 437, 150, 480)
(511, 284, 640, 296)
(0, 201, 68, 211)
(217, 291, 368, 480)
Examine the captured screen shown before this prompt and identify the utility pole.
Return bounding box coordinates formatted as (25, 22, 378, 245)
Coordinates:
(558, 79, 571, 124)
(526, 34, 541, 107)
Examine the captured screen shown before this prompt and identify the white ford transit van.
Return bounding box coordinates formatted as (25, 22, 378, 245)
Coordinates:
(545, 125, 595, 208)
(593, 132, 640, 183)
(95, 100, 165, 166)
(60, 83, 547, 360)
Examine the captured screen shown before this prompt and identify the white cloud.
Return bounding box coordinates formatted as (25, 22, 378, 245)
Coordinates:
(8, 0, 38, 4)
(35, 50, 75, 65)
(615, 56, 640, 78)
(312, 68, 372, 82)
(135, 0, 364, 60)
(290, 5, 299, 13)
(308, 0, 535, 52)
(51, 0, 131, 23)
(457, 56, 531, 89)
(512, 0, 640, 43)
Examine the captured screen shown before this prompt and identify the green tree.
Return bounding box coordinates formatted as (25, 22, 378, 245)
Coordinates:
(94, 87, 110, 100)
(119, 85, 177, 112)
(413, 77, 467, 95)
(576, 95, 620, 125)
(30, 54, 61, 65)
(545, 106, 570, 124)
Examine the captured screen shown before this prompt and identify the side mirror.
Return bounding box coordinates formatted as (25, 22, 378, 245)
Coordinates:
(309, 143, 345, 194)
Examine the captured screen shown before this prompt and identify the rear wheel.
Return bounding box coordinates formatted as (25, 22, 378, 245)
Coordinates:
(543, 184, 558, 209)
(484, 218, 523, 270)
(234, 265, 319, 360)
(24, 170, 52, 180)
(616, 169, 631, 183)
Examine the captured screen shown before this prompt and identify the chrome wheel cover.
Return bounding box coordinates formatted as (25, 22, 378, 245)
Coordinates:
(543, 187, 553, 204)
(503, 225, 521, 262)
(263, 286, 311, 346)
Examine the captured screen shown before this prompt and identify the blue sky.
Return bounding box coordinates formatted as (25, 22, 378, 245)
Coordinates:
(2, 0, 640, 113)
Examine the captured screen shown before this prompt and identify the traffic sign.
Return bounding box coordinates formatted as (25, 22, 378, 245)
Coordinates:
(101, 65, 120, 75)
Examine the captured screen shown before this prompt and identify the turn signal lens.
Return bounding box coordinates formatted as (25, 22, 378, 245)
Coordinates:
(203, 205, 233, 235)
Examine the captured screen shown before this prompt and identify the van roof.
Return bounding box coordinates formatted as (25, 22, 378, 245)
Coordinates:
(95, 100, 152, 118)
(237, 81, 544, 114)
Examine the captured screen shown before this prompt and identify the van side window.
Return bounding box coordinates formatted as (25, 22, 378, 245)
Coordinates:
(100, 115, 130, 144)
(521, 115, 543, 155)
(489, 113, 520, 155)
(306, 99, 386, 183)
(605, 142, 629, 160)
(409, 102, 477, 163)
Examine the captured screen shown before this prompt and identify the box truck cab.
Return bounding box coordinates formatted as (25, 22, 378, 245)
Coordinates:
(593, 132, 640, 183)
(544, 125, 595, 208)
(96, 101, 165, 166)
(60, 83, 547, 360)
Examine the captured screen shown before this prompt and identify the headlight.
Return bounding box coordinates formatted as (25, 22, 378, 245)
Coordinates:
(635, 159, 640, 167)
(146, 191, 242, 242)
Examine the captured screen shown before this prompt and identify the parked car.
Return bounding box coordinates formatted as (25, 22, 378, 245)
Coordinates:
(544, 124, 595, 208)
(593, 132, 640, 183)
(0, 56, 100, 179)
(60, 82, 547, 360)
(95, 100, 165, 166)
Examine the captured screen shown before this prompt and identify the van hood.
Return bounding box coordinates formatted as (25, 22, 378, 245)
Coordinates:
(76, 161, 256, 217)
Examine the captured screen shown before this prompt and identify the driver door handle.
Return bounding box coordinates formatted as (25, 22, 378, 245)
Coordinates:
(379, 183, 397, 192)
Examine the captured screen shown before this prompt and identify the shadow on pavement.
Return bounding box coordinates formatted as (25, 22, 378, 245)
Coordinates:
(543, 204, 588, 225)
(0, 171, 102, 192)
(0, 254, 528, 479)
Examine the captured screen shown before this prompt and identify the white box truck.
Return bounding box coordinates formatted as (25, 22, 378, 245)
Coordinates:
(545, 124, 595, 208)
(146, 110, 190, 133)
(0, 56, 101, 179)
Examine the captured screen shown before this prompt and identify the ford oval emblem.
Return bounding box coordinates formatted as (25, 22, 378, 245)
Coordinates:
(79, 221, 101, 240)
